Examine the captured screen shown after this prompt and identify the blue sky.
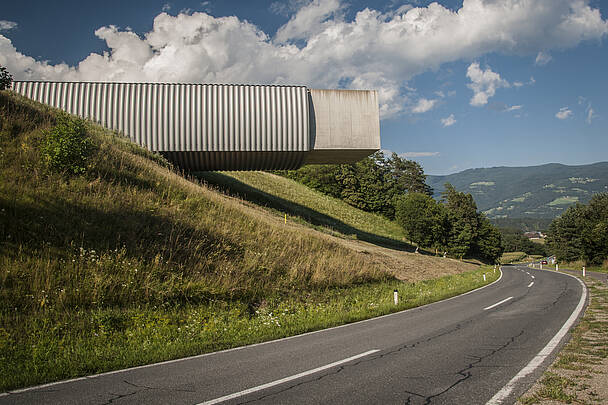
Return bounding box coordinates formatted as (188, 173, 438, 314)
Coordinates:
(1, 0, 607, 174)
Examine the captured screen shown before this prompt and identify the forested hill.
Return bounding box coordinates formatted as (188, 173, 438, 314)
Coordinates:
(427, 162, 608, 219)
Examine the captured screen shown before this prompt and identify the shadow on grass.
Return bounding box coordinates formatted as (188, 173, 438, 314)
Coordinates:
(0, 193, 242, 267)
(195, 171, 416, 252)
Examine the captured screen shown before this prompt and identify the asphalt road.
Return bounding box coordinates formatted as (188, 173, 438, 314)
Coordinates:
(1, 265, 586, 405)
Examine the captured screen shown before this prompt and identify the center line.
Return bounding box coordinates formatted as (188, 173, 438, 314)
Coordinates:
(531, 275, 535, 279)
(528, 282, 534, 288)
(484, 297, 513, 311)
(197, 349, 380, 405)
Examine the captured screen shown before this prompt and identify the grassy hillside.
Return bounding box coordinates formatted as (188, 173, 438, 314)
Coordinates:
(427, 163, 608, 219)
(0, 91, 488, 390)
(197, 171, 406, 249)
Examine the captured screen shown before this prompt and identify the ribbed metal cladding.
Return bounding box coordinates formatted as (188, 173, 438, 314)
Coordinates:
(11, 81, 310, 168)
(162, 151, 307, 171)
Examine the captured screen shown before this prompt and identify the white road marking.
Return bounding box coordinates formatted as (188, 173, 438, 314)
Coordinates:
(4, 270, 504, 396)
(528, 282, 534, 288)
(531, 275, 535, 279)
(197, 350, 380, 405)
(484, 297, 513, 311)
(486, 269, 588, 404)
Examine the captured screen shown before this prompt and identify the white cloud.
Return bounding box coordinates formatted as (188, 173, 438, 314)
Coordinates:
(0, 20, 18, 31)
(556, 107, 573, 119)
(270, 0, 310, 17)
(162, 3, 171, 12)
(400, 152, 440, 158)
(274, 0, 343, 43)
(1, 0, 608, 118)
(441, 114, 456, 127)
(513, 81, 524, 87)
(466, 62, 509, 106)
(505, 105, 523, 112)
(586, 107, 595, 123)
(411, 98, 437, 113)
(535, 51, 552, 65)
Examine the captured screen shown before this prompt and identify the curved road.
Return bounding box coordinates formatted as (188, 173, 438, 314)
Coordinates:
(1, 265, 586, 405)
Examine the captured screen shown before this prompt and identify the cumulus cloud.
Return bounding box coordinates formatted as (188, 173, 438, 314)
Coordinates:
(466, 62, 509, 106)
(0, 20, 18, 31)
(556, 107, 573, 119)
(535, 51, 552, 65)
(400, 152, 440, 158)
(412, 98, 438, 113)
(1, 0, 608, 117)
(274, 0, 343, 43)
(441, 114, 456, 127)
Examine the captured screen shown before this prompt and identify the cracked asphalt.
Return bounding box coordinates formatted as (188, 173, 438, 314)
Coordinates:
(1, 265, 584, 405)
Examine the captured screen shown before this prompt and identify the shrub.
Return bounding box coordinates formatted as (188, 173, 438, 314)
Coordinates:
(0, 66, 12, 90)
(40, 114, 94, 174)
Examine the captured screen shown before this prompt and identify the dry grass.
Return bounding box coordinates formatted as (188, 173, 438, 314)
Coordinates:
(518, 280, 608, 404)
(0, 91, 486, 390)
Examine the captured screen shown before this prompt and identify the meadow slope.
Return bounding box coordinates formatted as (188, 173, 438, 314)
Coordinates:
(0, 91, 482, 390)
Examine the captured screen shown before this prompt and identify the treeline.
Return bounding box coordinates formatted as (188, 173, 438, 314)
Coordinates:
(499, 228, 547, 256)
(280, 155, 503, 263)
(280, 152, 431, 219)
(394, 185, 503, 263)
(547, 193, 608, 266)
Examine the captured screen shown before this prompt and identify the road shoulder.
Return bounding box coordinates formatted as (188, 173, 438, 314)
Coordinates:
(517, 277, 608, 404)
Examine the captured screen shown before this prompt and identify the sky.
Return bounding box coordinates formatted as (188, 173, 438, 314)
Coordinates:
(1, 0, 607, 175)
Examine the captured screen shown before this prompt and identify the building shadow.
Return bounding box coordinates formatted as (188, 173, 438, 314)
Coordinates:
(194, 172, 416, 252)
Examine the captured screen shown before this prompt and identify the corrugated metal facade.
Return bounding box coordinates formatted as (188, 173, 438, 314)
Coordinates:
(11, 81, 310, 170)
(11, 81, 381, 171)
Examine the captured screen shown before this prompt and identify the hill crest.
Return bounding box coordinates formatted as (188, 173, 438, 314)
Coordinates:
(427, 162, 608, 219)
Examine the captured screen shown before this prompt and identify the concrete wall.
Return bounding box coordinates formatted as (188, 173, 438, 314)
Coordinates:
(306, 89, 380, 164)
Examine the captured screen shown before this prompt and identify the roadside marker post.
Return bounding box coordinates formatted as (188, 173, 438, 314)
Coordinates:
(483, 274, 486, 282)
(556, 264, 559, 271)
(583, 266, 586, 277)
(393, 289, 398, 305)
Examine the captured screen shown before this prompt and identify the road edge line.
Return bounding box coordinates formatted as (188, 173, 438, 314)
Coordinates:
(197, 349, 380, 405)
(486, 268, 588, 405)
(4, 268, 503, 396)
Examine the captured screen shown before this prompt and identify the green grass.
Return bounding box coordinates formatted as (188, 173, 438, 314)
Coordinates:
(0, 91, 491, 391)
(501, 251, 528, 264)
(548, 196, 580, 206)
(196, 171, 408, 250)
(0, 267, 498, 391)
(559, 260, 608, 274)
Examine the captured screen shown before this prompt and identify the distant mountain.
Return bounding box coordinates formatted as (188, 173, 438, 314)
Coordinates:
(427, 162, 608, 220)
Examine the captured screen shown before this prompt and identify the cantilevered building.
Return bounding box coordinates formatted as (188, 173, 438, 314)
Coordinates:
(11, 81, 380, 171)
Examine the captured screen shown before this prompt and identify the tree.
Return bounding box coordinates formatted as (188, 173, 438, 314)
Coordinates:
(387, 153, 433, 197)
(442, 183, 480, 258)
(395, 193, 447, 249)
(277, 152, 434, 220)
(499, 227, 547, 256)
(547, 204, 586, 263)
(282, 165, 341, 198)
(580, 193, 608, 265)
(474, 217, 504, 263)
(0, 66, 13, 91)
